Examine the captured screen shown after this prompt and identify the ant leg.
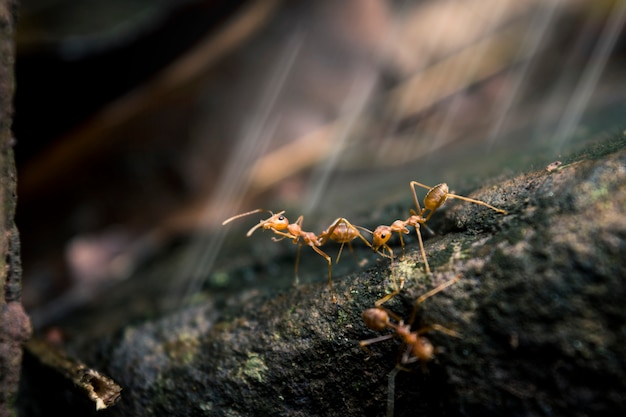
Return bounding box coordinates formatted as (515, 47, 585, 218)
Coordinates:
(415, 274, 461, 305)
(386, 366, 401, 417)
(409, 181, 427, 216)
(373, 243, 394, 260)
(417, 324, 461, 338)
(359, 333, 395, 348)
(376, 289, 400, 307)
(354, 230, 374, 249)
(355, 225, 375, 249)
(410, 180, 433, 192)
(336, 242, 347, 264)
(394, 232, 406, 260)
(310, 245, 336, 303)
(375, 246, 402, 306)
(293, 245, 302, 287)
(271, 230, 296, 241)
(409, 274, 461, 324)
(336, 242, 360, 265)
(446, 193, 507, 214)
(414, 226, 430, 275)
(422, 221, 436, 237)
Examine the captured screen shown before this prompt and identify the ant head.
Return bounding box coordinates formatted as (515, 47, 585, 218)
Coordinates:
(372, 225, 392, 248)
(246, 210, 289, 236)
(362, 307, 389, 331)
(263, 212, 289, 231)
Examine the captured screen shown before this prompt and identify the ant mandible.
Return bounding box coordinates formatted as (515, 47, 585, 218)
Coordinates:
(360, 274, 461, 416)
(222, 209, 376, 302)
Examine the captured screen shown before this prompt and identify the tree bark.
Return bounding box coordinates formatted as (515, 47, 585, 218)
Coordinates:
(0, 1, 33, 416)
(18, 134, 626, 416)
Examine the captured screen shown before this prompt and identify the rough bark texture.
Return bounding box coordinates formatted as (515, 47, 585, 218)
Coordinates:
(0, 1, 33, 416)
(19, 134, 626, 416)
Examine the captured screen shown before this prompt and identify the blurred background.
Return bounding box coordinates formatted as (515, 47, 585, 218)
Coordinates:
(14, 0, 626, 329)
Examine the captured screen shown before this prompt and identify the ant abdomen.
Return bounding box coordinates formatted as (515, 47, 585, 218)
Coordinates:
(424, 183, 449, 213)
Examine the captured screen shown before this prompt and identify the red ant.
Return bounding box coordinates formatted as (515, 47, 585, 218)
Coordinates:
(412, 181, 507, 221)
(360, 274, 461, 416)
(370, 212, 430, 304)
(371, 181, 507, 275)
(222, 209, 376, 302)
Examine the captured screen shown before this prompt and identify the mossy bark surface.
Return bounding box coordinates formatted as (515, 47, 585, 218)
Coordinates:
(19, 134, 626, 416)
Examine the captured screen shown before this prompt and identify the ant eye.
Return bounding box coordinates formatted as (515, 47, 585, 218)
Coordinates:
(381, 232, 387, 238)
(278, 215, 285, 221)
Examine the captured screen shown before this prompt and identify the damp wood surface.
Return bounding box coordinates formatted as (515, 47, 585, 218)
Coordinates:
(18, 134, 626, 417)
